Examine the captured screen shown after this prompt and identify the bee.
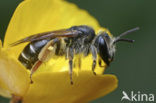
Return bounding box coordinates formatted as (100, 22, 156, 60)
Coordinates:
(11, 25, 139, 84)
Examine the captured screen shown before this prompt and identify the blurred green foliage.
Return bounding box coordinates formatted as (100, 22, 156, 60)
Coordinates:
(0, 0, 156, 103)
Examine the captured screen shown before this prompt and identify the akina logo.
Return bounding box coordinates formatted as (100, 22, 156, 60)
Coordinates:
(121, 91, 155, 102)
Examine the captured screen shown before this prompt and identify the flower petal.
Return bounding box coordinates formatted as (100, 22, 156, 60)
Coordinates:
(0, 49, 30, 96)
(23, 72, 118, 103)
(4, 0, 104, 58)
(0, 86, 11, 98)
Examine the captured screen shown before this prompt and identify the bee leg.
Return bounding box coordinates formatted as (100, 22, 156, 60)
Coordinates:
(92, 60, 96, 75)
(78, 55, 81, 69)
(69, 60, 73, 85)
(98, 59, 105, 67)
(91, 45, 97, 75)
(99, 59, 102, 67)
(30, 38, 60, 84)
(73, 55, 81, 69)
(30, 60, 42, 84)
(67, 47, 74, 85)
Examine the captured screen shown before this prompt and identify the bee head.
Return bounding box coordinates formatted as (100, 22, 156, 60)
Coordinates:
(94, 27, 139, 66)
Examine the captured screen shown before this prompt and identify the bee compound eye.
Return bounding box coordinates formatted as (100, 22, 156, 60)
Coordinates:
(97, 36, 110, 66)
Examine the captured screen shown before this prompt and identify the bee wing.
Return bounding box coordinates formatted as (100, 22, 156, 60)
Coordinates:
(10, 29, 81, 46)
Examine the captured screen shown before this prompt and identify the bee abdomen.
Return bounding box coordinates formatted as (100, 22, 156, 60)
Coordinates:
(18, 39, 50, 69)
(18, 44, 39, 69)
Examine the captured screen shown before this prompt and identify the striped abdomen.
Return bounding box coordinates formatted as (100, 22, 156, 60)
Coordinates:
(18, 39, 50, 69)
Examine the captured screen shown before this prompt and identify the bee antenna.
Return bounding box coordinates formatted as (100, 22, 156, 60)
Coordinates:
(113, 27, 139, 44)
(113, 38, 135, 44)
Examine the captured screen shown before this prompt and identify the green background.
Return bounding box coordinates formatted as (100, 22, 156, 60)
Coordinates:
(0, 0, 156, 103)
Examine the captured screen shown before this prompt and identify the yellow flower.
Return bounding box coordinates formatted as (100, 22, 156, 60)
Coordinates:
(0, 0, 118, 103)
